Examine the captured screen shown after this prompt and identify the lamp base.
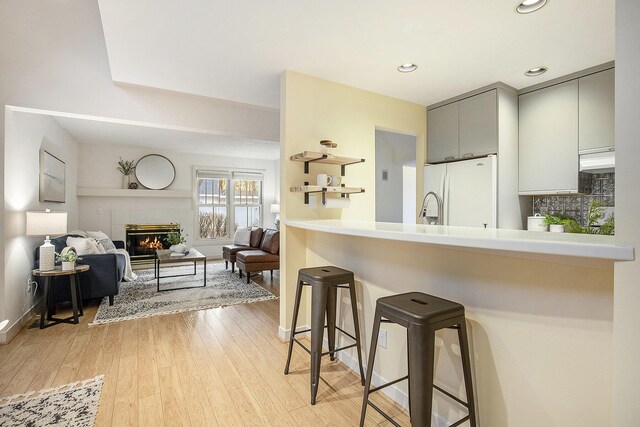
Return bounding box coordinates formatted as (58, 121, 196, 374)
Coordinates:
(275, 215, 280, 230)
(39, 238, 55, 271)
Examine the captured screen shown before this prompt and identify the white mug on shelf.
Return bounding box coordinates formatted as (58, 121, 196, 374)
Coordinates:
(328, 175, 342, 186)
(316, 174, 332, 186)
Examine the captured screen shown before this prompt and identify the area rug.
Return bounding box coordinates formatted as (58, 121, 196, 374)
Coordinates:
(0, 375, 103, 427)
(91, 261, 277, 325)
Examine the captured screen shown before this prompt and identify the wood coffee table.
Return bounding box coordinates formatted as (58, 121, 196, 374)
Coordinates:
(154, 249, 207, 292)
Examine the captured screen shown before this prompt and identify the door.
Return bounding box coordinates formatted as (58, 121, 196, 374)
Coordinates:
(446, 156, 497, 228)
(579, 68, 614, 153)
(427, 103, 459, 163)
(459, 90, 498, 158)
(519, 80, 579, 194)
(423, 163, 446, 219)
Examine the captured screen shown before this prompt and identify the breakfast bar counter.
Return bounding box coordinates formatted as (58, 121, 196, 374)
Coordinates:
(285, 219, 634, 261)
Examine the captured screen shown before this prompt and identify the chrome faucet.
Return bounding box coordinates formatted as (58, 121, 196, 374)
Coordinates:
(419, 191, 444, 225)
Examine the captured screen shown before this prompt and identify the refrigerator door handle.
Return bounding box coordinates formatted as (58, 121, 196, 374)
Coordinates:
(444, 169, 451, 226)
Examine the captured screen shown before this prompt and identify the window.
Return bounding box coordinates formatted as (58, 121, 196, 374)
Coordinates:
(196, 169, 263, 240)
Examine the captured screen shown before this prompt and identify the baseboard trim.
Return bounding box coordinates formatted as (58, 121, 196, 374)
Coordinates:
(0, 303, 38, 344)
(278, 324, 310, 341)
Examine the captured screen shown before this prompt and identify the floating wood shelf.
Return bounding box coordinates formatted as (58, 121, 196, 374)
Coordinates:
(290, 185, 365, 204)
(289, 151, 365, 175)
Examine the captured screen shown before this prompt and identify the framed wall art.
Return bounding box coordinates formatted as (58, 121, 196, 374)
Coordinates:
(39, 149, 66, 203)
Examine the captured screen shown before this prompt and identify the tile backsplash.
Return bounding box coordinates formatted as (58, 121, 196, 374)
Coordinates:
(532, 172, 615, 226)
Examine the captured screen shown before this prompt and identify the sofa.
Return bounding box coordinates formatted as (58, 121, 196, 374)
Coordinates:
(222, 228, 280, 283)
(34, 234, 126, 305)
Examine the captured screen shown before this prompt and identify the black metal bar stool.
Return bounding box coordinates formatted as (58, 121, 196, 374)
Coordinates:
(360, 292, 477, 427)
(284, 266, 366, 404)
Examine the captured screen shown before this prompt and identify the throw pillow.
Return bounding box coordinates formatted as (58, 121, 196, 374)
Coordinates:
(92, 238, 107, 254)
(233, 227, 251, 246)
(66, 237, 101, 255)
(87, 231, 116, 252)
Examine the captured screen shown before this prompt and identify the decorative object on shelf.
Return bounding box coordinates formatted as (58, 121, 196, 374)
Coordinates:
(57, 247, 81, 271)
(40, 150, 66, 203)
(116, 158, 136, 189)
(166, 229, 187, 253)
(128, 182, 138, 190)
(527, 213, 548, 232)
(26, 210, 68, 271)
(271, 203, 280, 230)
(320, 139, 337, 154)
(135, 154, 176, 190)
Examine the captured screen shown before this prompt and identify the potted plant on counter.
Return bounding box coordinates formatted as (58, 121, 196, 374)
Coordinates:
(543, 214, 565, 233)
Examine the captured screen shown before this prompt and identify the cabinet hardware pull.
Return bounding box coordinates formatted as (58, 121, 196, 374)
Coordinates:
(463, 153, 474, 158)
(444, 156, 455, 160)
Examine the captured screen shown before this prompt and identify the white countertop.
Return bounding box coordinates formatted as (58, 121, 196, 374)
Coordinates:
(285, 219, 635, 261)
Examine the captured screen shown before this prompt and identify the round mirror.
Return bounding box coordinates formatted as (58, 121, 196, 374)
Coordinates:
(135, 154, 176, 190)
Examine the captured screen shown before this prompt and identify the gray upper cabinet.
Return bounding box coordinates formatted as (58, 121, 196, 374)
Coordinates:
(519, 80, 579, 195)
(579, 69, 615, 153)
(459, 90, 498, 158)
(427, 103, 459, 163)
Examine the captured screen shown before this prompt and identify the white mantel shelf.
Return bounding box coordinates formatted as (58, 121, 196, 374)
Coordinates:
(285, 219, 635, 261)
(77, 187, 192, 198)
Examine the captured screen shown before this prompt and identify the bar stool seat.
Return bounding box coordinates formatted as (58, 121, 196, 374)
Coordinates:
(360, 292, 477, 427)
(284, 266, 366, 404)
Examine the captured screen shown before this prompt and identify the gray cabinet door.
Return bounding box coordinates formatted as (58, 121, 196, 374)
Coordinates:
(427, 103, 458, 163)
(519, 80, 579, 194)
(459, 89, 498, 158)
(579, 68, 614, 153)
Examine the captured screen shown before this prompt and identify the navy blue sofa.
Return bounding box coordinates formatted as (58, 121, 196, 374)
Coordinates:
(34, 234, 126, 305)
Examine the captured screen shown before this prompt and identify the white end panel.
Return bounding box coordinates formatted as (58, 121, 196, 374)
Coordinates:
(423, 164, 446, 217)
(446, 156, 497, 228)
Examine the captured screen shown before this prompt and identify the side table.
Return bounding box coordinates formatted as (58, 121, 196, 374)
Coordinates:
(32, 264, 90, 329)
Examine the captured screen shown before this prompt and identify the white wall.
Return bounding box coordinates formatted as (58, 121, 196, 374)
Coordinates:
(0, 0, 279, 340)
(77, 143, 279, 257)
(375, 130, 416, 223)
(3, 111, 79, 340)
(612, 1, 640, 425)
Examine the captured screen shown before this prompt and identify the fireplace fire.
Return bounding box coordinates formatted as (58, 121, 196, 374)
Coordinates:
(125, 224, 180, 264)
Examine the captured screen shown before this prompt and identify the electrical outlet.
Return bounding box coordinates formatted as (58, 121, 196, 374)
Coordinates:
(378, 328, 387, 349)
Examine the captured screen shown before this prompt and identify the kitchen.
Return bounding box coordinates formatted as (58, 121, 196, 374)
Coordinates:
(281, 2, 636, 426)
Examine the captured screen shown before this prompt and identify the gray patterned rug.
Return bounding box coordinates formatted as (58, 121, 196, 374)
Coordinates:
(91, 261, 277, 325)
(0, 375, 103, 427)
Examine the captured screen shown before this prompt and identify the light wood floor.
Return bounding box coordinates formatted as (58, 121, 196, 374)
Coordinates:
(0, 262, 410, 426)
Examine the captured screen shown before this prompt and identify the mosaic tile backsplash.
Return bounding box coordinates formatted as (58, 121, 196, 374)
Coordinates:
(532, 172, 615, 226)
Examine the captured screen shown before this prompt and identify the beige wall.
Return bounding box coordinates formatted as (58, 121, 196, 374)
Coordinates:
(279, 70, 426, 331)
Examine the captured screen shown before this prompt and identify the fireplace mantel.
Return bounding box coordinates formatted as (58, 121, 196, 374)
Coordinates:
(77, 187, 191, 198)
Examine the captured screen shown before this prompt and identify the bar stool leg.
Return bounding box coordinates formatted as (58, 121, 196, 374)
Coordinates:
(348, 279, 365, 385)
(359, 305, 382, 427)
(326, 286, 337, 361)
(310, 284, 329, 405)
(407, 324, 435, 427)
(284, 278, 304, 375)
(457, 318, 477, 427)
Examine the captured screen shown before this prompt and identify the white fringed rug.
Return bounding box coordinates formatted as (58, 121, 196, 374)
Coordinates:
(0, 375, 104, 427)
(91, 261, 277, 325)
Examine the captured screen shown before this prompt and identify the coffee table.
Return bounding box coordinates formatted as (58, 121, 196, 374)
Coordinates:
(154, 249, 207, 292)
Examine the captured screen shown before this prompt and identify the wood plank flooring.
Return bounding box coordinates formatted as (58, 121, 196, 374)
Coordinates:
(0, 262, 410, 426)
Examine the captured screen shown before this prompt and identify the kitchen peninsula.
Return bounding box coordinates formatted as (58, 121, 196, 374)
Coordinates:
(284, 218, 632, 426)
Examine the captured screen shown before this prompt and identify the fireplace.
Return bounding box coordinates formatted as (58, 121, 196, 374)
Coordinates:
(125, 224, 180, 264)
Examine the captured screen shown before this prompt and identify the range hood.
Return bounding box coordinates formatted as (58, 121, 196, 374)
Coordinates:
(579, 150, 615, 173)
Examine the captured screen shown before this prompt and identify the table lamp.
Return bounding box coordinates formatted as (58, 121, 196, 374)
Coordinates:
(26, 209, 68, 271)
(270, 203, 280, 230)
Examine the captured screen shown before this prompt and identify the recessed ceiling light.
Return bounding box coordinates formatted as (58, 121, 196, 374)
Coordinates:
(398, 63, 418, 73)
(515, 0, 548, 14)
(525, 66, 548, 77)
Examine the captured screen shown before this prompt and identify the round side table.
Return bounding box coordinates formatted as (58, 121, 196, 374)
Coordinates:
(32, 264, 90, 329)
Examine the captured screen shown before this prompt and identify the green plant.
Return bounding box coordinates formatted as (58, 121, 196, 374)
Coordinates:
(56, 251, 80, 263)
(554, 200, 615, 235)
(542, 214, 563, 226)
(166, 230, 186, 245)
(117, 158, 136, 176)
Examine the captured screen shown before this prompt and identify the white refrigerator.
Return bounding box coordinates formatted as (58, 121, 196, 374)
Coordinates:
(422, 155, 497, 228)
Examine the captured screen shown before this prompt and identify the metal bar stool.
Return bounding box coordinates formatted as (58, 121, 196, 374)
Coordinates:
(360, 292, 477, 427)
(284, 266, 366, 404)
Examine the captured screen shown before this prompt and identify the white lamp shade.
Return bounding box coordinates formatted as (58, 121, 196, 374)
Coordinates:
(270, 204, 280, 214)
(26, 211, 68, 236)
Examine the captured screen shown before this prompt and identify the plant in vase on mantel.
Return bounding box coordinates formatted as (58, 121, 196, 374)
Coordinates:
(117, 158, 136, 189)
(166, 230, 188, 253)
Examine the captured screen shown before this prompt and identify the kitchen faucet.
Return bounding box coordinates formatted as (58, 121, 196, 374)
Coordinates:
(419, 191, 444, 225)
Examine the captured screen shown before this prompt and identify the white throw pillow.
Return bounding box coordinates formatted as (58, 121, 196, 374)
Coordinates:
(87, 231, 116, 251)
(66, 237, 101, 255)
(92, 238, 107, 254)
(233, 227, 251, 246)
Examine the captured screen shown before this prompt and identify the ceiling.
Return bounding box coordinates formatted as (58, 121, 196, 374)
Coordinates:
(53, 116, 280, 160)
(98, 0, 614, 109)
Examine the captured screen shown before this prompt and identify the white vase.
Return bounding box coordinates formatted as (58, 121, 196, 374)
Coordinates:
(62, 261, 75, 271)
(170, 243, 186, 253)
(122, 174, 130, 189)
(549, 224, 565, 233)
